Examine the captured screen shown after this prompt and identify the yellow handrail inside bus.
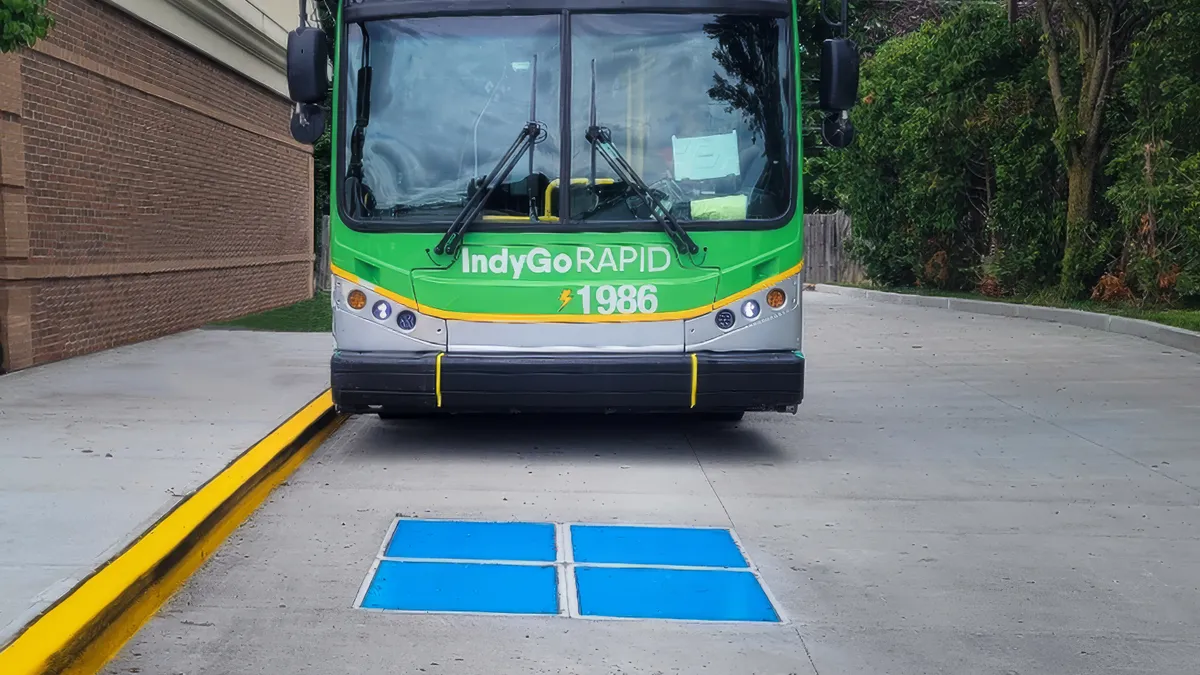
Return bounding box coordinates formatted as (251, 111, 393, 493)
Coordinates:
(475, 177, 617, 222)
(544, 177, 616, 219)
(481, 215, 560, 222)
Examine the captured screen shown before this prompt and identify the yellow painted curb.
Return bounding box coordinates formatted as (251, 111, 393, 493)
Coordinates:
(0, 390, 345, 675)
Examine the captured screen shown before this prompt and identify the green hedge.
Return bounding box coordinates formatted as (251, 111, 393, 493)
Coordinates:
(814, 2, 1199, 306)
(1105, 1, 1200, 302)
(816, 5, 1063, 294)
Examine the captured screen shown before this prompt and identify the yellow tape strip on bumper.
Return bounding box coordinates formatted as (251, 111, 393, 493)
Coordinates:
(0, 392, 345, 675)
(436, 352, 444, 407)
(690, 353, 698, 408)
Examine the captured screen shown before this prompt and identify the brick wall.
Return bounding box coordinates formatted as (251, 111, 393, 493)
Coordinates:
(30, 264, 307, 364)
(0, 0, 313, 372)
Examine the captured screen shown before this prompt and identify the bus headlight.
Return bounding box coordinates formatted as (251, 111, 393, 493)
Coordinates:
(371, 300, 392, 321)
(741, 299, 761, 320)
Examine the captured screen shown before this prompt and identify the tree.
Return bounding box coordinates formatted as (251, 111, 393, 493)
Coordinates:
(1105, 0, 1200, 301)
(1033, 0, 1141, 295)
(819, 5, 1062, 292)
(704, 16, 788, 212)
(798, 1, 949, 212)
(310, 0, 336, 249)
(1, 0, 53, 52)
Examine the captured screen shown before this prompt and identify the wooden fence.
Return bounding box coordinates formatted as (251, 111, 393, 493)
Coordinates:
(803, 211, 864, 284)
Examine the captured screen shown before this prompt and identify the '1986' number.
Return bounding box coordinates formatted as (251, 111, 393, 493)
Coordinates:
(580, 284, 658, 315)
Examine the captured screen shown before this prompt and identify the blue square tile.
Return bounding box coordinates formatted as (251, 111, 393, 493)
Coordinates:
(574, 566, 778, 622)
(385, 519, 555, 562)
(570, 525, 747, 568)
(361, 560, 559, 614)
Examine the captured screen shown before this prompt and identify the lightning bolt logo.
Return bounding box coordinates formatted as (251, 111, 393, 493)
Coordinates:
(558, 288, 573, 311)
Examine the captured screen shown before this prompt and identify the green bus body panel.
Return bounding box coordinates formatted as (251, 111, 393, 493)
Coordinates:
(326, 1, 805, 321)
(331, 228, 801, 318)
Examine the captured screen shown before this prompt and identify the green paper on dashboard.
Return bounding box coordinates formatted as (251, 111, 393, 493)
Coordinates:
(691, 194, 748, 221)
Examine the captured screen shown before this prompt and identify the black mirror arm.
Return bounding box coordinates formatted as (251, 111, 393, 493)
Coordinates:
(820, 0, 849, 36)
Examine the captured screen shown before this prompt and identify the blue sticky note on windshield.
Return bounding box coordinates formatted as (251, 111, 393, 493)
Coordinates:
(672, 131, 740, 181)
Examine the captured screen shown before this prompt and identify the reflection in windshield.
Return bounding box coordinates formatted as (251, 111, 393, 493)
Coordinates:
(571, 14, 792, 223)
(343, 16, 561, 220)
(340, 13, 792, 225)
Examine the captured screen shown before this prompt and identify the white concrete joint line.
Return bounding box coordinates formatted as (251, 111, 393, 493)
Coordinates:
(560, 523, 580, 618)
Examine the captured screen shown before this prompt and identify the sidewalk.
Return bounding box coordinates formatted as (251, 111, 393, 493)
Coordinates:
(0, 328, 332, 645)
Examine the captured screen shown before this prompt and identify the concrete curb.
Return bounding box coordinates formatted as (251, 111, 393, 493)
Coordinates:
(812, 284, 1200, 355)
(0, 391, 345, 675)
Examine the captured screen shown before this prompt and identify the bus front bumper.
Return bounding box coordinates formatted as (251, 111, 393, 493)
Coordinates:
(330, 351, 804, 414)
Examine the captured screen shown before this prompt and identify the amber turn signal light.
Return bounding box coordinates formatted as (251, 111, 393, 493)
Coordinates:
(766, 288, 786, 309)
(347, 289, 367, 310)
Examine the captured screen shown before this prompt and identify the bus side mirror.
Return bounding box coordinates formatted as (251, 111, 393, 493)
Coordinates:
(287, 26, 329, 104)
(291, 104, 327, 145)
(819, 38, 859, 112)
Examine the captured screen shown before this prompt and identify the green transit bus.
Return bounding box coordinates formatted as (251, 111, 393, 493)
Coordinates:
(285, 0, 859, 418)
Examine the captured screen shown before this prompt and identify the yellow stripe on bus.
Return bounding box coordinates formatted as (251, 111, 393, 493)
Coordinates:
(330, 261, 803, 324)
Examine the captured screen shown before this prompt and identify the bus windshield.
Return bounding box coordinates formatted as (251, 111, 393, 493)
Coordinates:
(571, 14, 792, 224)
(341, 15, 562, 222)
(340, 13, 792, 225)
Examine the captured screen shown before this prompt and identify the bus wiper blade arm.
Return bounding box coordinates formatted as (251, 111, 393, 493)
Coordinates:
(584, 59, 697, 256)
(435, 121, 545, 256)
(584, 126, 699, 255)
(437, 54, 543, 257)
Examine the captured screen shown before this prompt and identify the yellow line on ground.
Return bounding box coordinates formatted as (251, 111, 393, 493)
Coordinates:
(0, 391, 345, 675)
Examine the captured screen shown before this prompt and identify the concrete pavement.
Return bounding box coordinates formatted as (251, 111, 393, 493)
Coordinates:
(106, 290, 1200, 674)
(0, 328, 332, 645)
(814, 282, 1200, 354)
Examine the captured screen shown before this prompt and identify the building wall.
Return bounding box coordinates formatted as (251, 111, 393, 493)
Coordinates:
(102, 0, 294, 96)
(0, 0, 313, 372)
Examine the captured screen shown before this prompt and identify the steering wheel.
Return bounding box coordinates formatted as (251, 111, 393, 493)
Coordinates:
(625, 183, 685, 221)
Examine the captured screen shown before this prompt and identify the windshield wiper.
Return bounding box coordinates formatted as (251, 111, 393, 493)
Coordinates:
(584, 60, 699, 256)
(345, 24, 373, 218)
(436, 56, 544, 257)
